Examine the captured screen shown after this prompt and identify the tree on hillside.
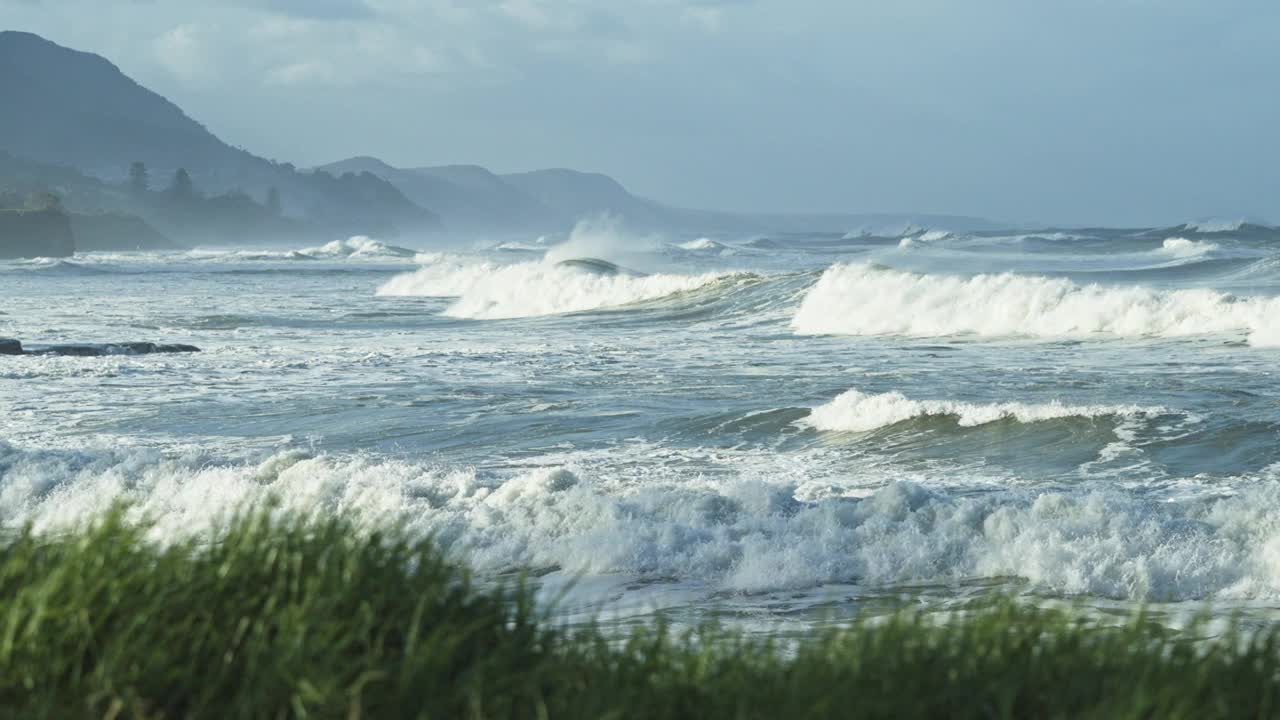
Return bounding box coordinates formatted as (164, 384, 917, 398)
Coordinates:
(169, 168, 194, 203)
(129, 161, 149, 196)
(266, 187, 282, 216)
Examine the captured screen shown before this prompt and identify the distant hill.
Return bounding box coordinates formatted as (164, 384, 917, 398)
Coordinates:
(0, 207, 74, 259)
(412, 165, 552, 230)
(499, 169, 665, 228)
(0, 153, 176, 251)
(0, 150, 305, 249)
(0, 31, 438, 239)
(317, 158, 552, 234)
(321, 155, 1004, 237)
(318, 158, 688, 234)
(0, 32, 1008, 242)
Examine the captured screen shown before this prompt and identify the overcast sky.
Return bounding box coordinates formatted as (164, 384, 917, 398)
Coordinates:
(2, 0, 1278, 225)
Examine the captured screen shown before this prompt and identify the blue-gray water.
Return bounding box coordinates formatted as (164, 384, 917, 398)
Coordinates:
(4, 222, 1280, 630)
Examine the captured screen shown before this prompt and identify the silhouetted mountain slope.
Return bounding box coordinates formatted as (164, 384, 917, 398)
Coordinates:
(316, 158, 553, 233)
(499, 169, 664, 228)
(0, 31, 230, 176)
(324, 154, 1008, 237)
(412, 165, 553, 229)
(0, 32, 438, 237)
(319, 158, 674, 233)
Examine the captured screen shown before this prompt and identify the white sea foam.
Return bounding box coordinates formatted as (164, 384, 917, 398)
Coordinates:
(842, 222, 926, 240)
(1161, 237, 1218, 256)
(493, 241, 546, 253)
(802, 389, 1161, 432)
(301, 236, 418, 259)
(676, 237, 721, 251)
(181, 238, 419, 263)
(378, 259, 737, 319)
(4, 441, 1280, 601)
(1186, 219, 1247, 233)
(792, 263, 1280, 345)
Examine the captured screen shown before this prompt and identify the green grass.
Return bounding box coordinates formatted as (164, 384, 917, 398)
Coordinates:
(2, 508, 1279, 719)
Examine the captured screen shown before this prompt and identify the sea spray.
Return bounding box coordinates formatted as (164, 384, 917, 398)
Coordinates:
(543, 215, 662, 266)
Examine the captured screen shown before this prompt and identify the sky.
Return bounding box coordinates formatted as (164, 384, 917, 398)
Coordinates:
(1, 0, 1278, 226)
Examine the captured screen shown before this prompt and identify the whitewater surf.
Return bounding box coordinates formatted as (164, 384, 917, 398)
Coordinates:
(6, 224, 1280, 628)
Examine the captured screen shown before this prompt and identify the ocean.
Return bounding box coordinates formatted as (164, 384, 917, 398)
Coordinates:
(4, 221, 1280, 632)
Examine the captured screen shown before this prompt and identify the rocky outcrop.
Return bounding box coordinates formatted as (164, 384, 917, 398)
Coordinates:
(0, 339, 199, 357)
(0, 208, 75, 259)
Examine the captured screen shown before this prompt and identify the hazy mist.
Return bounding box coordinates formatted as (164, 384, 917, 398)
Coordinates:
(2, 0, 1278, 226)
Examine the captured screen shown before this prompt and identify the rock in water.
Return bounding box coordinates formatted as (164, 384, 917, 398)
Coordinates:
(21, 342, 201, 357)
(0, 338, 22, 355)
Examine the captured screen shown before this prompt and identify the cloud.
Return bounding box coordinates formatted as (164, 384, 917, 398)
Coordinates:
(247, 17, 455, 88)
(498, 0, 554, 30)
(680, 6, 725, 32)
(152, 24, 215, 82)
(263, 60, 338, 86)
(226, 0, 375, 21)
(6, 0, 1279, 224)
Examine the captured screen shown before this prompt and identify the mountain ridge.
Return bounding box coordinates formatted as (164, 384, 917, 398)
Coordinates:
(0, 31, 438, 239)
(2, 30, 1005, 241)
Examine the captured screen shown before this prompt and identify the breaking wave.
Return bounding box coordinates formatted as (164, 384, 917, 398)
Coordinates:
(1184, 219, 1250, 234)
(0, 258, 106, 275)
(300, 236, 418, 259)
(679, 238, 720, 251)
(180, 237, 421, 263)
(377, 258, 742, 319)
(671, 237, 739, 256)
(792, 263, 1280, 345)
(801, 388, 1163, 433)
(1160, 237, 1219, 256)
(5, 440, 1280, 601)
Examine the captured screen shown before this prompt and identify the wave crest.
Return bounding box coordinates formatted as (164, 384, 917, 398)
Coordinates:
(378, 259, 741, 319)
(801, 388, 1162, 432)
(300, 236, 418, 259)
(792, 263, 1280, 345)
(1160, 237, 1219, 256)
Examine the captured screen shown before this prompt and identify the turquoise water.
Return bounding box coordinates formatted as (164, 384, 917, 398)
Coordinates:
(4, 224, 1280, 628)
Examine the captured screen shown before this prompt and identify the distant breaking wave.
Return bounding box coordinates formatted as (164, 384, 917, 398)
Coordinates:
(181, 237, 421, 262)
(801, 388, 1163, 433)
(0, 258, 105, 275)
(1159, 237, 1219, 256)
(300, 236, 418, 259)
(378, 258, 742, 319)
(1148, 220, 1280, 240)
(678, 238, 721, 251)
(1184, 219, 1250, 234)
(792, 263, 1280, 346)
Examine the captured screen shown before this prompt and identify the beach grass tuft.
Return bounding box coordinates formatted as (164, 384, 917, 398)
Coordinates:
(2, 508, 1277, 719)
